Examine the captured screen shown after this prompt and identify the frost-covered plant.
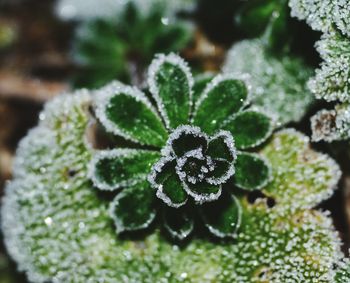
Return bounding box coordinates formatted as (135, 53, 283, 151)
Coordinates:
(89, 54, 273, 240)
(289, 0, 350, 141)
(62, 0, 193, 88)
(289, 0, 350, 38)
(223, 39, 314, 126)
(2, 54, 350, 282)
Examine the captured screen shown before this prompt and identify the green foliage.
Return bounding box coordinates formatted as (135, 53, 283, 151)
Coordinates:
(309, 31, 350, 103)
(233, 153, 271, 191)
(289, 0, 350, 142)
(72, 2, 192, 88)
(289, 0, 350, 37)
(90, 54, 274, 240)
(193, 75, 249, 134)
(95, 83, 167, 147)
(223, 39, 314, 125)
(1, 90, 347, 281)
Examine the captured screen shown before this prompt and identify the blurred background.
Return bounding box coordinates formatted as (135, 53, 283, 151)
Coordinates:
(0, 0, 348, 282)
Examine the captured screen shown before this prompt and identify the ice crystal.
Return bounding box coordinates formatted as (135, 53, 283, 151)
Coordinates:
(1, 89, 347, 281)
(223, 39, 314, 126)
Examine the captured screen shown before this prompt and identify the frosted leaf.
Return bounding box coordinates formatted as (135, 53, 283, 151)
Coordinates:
(148, 53, 194, 129)
(221, 109, 274, 150)
(89, 149, 161, 191)
(55, 0, 195, 22)
(13, 127, 56, 179)
(94, 81, 167, 147)
(109, 180, 157, 233)
(223, 39, 314, 125)
(289, 0, 350, 37)
(193, 73, 251, 134)
(288, 0, 334, 33)
(199, 193, 242, 238)
(311, 105, 350, 142)
(260, 129, 341, 211)
(161, 124, 207, 157)
(1, 90, 349, 282)
(308, 32, 350, 103)
(148, 156, 188, 208)
(335, 258, 350, 282)
(163, 206, 194, 240)
(233, 152, 272, 191)
(182, 181, 222, 205)
(311, 109, 340, 142)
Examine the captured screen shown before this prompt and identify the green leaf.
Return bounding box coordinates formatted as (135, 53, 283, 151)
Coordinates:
(90, 149, 161, 191)
(206, 131, 236, 162)
(184, 181, 221, 204)
(109, 181, 156, 233)
(260, 129, 341, 209)
(223, 39, 314, 125)
(206, 159, 232, 183)
(95, 82, 168, 147)
(233, 152, 271, 191)
(192, 73, 215, 103)
(166, 125, 208, 157)
(222, 110, 273, 150)
(149, 157, 188, 208)
(163, 206, 194, 240)
(200, 193, 241, 238)
(193, 74, 249, 134)
(148, 53, 193, 129)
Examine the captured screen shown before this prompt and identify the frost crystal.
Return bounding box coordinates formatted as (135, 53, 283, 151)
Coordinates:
(223, 39, 314, 125)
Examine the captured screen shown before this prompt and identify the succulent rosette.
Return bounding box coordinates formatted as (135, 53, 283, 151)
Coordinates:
(89, 53, 274, 240)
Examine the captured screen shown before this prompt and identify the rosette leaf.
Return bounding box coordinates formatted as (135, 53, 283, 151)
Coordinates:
(193, 74, 249, 134)
(148, 53, 193, 129)
(222, 110, 273, 150)
(233, 152, 271, 191)
(109, 180, 157, 233)
(90, 149, 160, 191)
(163, 206, 194, 240)
(199, 193, 242, 238)
(149, 157, 188, 208)
(95, 82, 167, 147)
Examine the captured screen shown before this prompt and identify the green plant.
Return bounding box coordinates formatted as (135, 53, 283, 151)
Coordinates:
(223, 39, 313, 126)
(2, 54, 349, 282)
(89, 54, 273, 240)
(288, 0, 350, 141)
(70, 1, 192, 89)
